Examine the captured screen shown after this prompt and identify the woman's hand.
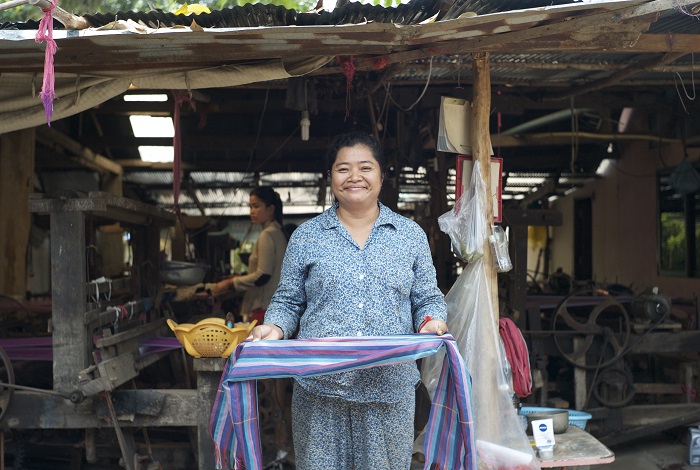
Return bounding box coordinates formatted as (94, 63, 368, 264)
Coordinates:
(247, 324, 284, 341)
(419, 319, 448, 336)
(211, 278, 234, 296)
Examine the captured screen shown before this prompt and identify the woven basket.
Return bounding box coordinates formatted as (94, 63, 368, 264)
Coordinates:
(167, 317, 257, 358)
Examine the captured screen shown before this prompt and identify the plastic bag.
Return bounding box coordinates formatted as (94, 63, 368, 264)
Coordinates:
(490, 225, 513, 273)
(417, 163, 539, 470)
(438, 163, 489, 263)
(670, 156, 700, 194)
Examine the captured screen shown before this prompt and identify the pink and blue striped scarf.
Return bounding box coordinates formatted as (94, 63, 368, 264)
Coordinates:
(210, 334, 476, 470)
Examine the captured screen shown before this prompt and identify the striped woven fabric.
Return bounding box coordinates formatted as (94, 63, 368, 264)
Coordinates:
(210, 334, 476, 470)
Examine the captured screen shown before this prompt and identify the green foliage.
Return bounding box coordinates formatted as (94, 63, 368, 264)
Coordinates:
(2, 0, 400, 24)
(2, 0, 176, 22)
(207, 0, 317, 10)
(2, 0, 373, 23)
(659, 211, 686, 273)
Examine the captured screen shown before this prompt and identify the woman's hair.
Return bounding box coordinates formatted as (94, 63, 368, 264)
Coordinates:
(250, 186, 283, 226)
(325, 130, 386, 175)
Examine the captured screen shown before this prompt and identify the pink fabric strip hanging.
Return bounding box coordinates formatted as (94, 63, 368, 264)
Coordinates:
(35, 0, 59, 125)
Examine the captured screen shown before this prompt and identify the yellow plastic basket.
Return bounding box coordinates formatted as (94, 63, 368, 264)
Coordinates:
(167, 317, 257, 358)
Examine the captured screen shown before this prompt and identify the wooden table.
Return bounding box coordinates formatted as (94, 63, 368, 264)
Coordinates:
(535, 425, 615, 468)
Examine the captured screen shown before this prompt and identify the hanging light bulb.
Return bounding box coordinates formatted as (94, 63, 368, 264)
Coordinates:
(300, 110, 310, 141)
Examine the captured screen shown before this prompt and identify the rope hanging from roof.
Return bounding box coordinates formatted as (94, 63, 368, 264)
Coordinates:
(34, 0, 59, 125)
(336, 55, 355, 121)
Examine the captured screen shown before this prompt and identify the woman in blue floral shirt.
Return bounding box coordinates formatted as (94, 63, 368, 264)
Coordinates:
(249, 130, 448, 470)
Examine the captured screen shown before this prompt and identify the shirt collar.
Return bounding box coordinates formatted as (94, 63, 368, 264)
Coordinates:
(262, 220, 281, 230)
(320, 201, 397, 230)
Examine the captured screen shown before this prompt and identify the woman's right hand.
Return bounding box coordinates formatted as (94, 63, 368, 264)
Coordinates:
(211, 278, 233, 296)
(247, 324, 284, 341)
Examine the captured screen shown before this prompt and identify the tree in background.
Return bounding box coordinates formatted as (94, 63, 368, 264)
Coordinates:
(1, 0, 321, 23)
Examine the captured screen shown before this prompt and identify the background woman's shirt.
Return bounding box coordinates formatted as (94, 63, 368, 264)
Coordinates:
(265, 202, 447, 403)
(233, 220, 287, 317)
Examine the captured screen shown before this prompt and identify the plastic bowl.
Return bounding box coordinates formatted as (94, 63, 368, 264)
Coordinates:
(167, 318, 257, 358)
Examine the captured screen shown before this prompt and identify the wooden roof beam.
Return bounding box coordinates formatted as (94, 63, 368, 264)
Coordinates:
(352, 0, 695, 69)
(36, 126, 123, 177)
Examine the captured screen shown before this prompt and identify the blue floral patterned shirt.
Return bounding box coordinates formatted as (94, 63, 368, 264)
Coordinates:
(264, 201, 447, 403)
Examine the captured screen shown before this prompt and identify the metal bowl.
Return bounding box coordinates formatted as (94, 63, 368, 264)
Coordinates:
(526, 410, 569, 434)
(160, 261, 209, 286)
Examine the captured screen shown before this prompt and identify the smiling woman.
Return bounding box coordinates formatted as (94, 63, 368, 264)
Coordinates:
(245, 130, 449, 470)
(329, 134, 385, 248)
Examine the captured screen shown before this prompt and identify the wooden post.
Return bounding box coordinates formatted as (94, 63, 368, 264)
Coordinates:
(429, 152, 449, 290)
(194, 358, 227, 470)
(471, 52, 498, 325)
(49, 208, 90, 392)
(471, 52, 502, 437)
(0, 128, 35, 300)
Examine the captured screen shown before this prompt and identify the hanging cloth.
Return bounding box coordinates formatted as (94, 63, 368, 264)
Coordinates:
(498, 317, 532, 398)
(35, 0, 59, 125)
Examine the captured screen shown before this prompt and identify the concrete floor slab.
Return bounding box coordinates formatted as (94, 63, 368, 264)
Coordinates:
(595, 431, 697, 470)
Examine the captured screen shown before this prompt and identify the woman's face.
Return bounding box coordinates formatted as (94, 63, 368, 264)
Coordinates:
(249, 195, 275, 225)
(330, 144, 383, 210)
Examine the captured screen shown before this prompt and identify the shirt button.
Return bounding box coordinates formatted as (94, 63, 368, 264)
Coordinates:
(357, 331, 363, 336)
(359, 274, 365, 280)
(358, 303, 363, 309)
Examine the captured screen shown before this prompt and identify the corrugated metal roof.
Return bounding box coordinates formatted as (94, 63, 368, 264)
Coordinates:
(439, 0, 576, 19)
(5, 0, 700, 213)
(647, 5, 700, 33)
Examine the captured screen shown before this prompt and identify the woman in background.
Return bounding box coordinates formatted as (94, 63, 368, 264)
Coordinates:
(212, 186, 287, 324)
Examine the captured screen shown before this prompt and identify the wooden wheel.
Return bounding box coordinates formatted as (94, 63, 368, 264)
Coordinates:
(0, 345, 15, 422)
(592, 367, 636, 408)
(552, 288, 631, 370)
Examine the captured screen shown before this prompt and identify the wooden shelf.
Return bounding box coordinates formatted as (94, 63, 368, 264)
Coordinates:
(28, 192, 175, 226)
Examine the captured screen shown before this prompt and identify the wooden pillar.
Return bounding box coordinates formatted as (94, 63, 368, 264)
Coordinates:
(132, 224, 161, 299)
(0, 128, 35, 300)
(378, 110, 400, 211)
(429, 152, 450, 290)
(471, 52, 498, 325)
(471, 52, 501, 438)
(102, 173, 123, 197)
(98, 166, 125, 277)
(50, 209, 90, 392)
(194, 358, 226, 470)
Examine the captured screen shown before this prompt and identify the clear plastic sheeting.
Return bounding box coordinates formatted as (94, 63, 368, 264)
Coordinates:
(438, 165, 488, 263)
(418, 163, 539, 470)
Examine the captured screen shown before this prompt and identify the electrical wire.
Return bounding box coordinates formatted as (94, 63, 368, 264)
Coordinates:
(384, 56, 434, 112)
(245, 88, 270, 174)
(673, 52, 696, 115)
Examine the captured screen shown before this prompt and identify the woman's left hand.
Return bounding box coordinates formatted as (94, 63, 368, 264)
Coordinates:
(419, 319, 448, 336)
